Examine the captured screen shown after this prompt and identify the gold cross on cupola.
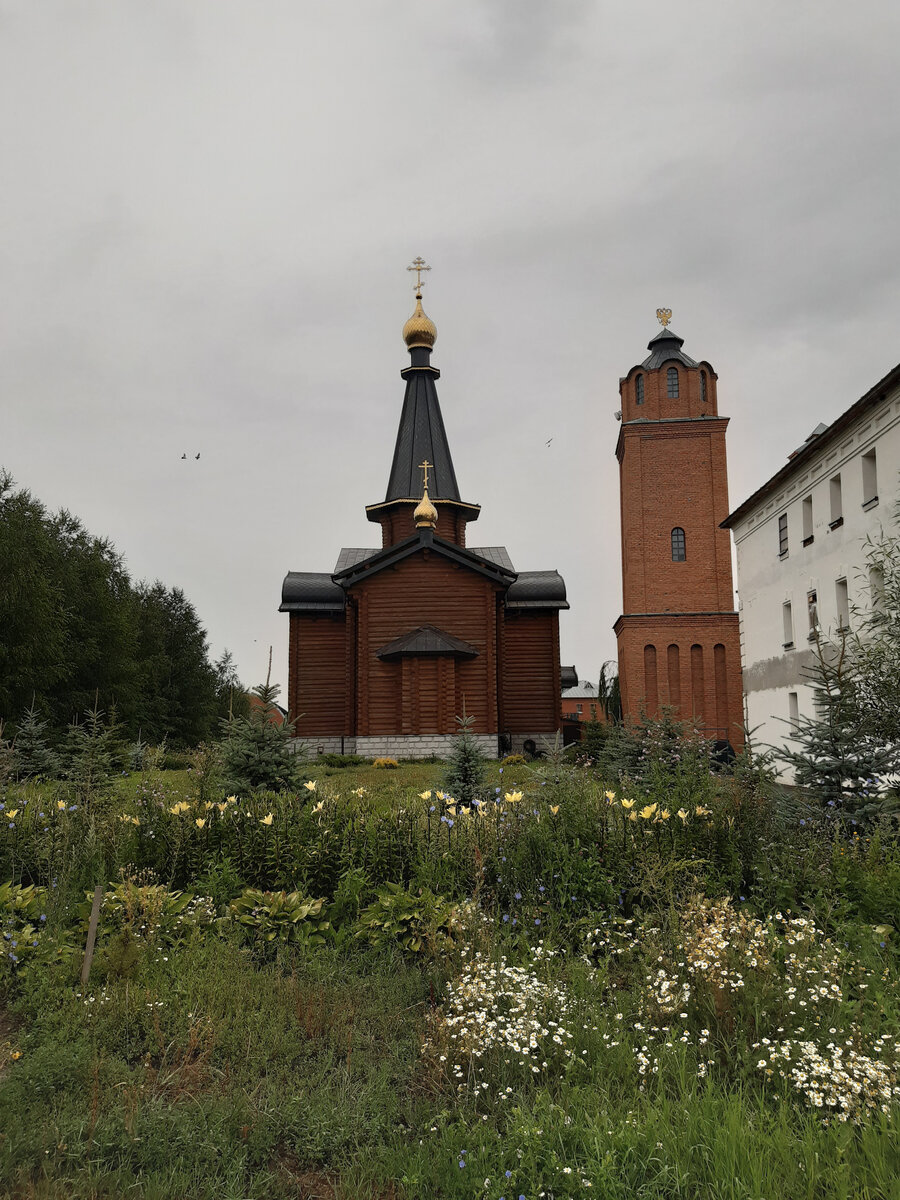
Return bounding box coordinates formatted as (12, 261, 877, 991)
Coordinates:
(418, 459, 433, 492)
(407, 256, 431, 294)
(656, 307, 673, 327)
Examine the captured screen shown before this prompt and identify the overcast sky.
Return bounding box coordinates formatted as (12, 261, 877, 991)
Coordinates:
(2, 0, 899, 696)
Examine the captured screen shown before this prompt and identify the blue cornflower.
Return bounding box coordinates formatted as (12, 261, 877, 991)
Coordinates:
(506, 1171, 512, 1178)
(429, 805, 435, 811)
(503, 914, 509, 922)
(514, 891, 522, 900)
(459, 1160, 465, 1169)
(538, 885, 545, 893)
(799, 819, 806, 827)
(512, 918, 517, 926)
(68, 805, 77, 811)
(535, 919, 541, 926)
(447, 819, 454, 828)
(39, 914, 46, 922)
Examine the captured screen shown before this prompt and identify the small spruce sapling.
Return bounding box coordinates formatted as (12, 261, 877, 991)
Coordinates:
(443, 708, 486, 805)
(13, 701, 60, 781)
(219, 648, 306, 794)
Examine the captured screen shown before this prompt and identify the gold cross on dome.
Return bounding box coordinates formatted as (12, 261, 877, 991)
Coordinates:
(656, 307, 673, 327)
(407, 256, 431, 293)
(418, 459, 433, 492)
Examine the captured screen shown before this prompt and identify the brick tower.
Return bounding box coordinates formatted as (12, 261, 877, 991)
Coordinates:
(613, 313, 744, 753)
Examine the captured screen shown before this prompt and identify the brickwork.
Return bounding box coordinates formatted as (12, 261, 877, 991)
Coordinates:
(614, 334, 744, 751)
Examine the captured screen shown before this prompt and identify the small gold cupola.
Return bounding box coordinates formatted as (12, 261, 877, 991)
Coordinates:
(403, 291, 437, 350)
(414, 457, 438, 529)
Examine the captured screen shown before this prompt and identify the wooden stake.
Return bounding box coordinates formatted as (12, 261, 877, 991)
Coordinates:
(81, 885, 104, 986)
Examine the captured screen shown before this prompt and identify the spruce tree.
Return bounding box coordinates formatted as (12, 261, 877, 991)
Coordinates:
(778, 634, 898, 819)
(64, 700, 122, 804)
(219, 652, 305, 794)
(443, 710, 486, 805)
(13, 701, 60, 780)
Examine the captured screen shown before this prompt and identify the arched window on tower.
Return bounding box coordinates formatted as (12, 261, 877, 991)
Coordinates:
(671, 527, 686, 561)
(635, 374, 644, 405)
(700, 370, 707, 402)
(667, 367, 679, 398)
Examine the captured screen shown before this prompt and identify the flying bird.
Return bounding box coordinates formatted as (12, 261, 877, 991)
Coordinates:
(545, 438, 553, 446)
(195, 453, 200, 460)
(181, 454, 187, 460)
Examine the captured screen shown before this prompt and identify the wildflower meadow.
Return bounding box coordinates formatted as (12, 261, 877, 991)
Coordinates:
(0, 732, 898, 1199)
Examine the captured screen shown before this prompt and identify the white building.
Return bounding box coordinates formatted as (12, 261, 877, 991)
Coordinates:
(723, 361, 900, 776)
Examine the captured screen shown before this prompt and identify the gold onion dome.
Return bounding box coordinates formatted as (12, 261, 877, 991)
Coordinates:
(414, 484, 438, 529)
(403, 291, 437, 349)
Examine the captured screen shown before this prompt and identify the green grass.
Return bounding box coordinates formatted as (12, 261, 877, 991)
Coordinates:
(1, 763, 899, 1198)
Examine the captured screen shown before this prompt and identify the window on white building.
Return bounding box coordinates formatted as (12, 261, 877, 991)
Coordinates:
(802, 495, 813, 545)
(835, 578, 849, 631)
(782, 601, 794, 649)
(869, 564, 885, 608)
(862, 449, 878, 507)
(807, 589, 819, 638)
(788, 691, 799, 733)
(778, 513, 788, 557)
(829, 474, 843, 528)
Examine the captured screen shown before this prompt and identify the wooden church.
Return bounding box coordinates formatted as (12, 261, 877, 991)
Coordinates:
(280, 264, 569, 759)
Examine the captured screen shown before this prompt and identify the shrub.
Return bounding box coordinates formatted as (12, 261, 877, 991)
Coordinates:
(357, 882, 454, 954)
(228, 888, 330, 951)
(373, 757, 399, 769)
(501, 754, 526, 766)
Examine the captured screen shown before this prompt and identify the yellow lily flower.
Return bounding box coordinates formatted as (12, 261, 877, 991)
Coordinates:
(226, 796, 238, 805)
(419, 790, 432, 800)
(459, 805, 470, 816)
(352, 787, 367, 797)
(6, 810, 19, 819)
(435, 790, 446, 801)
(446, 804, 457, 815)
(130, 816, 140, 826)
(260, 813, 273, 826)
(304, 781, 317, 792)
(639, 803, 658, 819)
(695, 805, 711, 816)
(677, 809, 688, 822)
(195, 817, 206, 829)
(504, 791, 524, 803)
(604, 789, 616, 802)
(204, 801, 214, 810)
(550, 804, 560, 815)
(620, 799, 635, 810)
(628, 811, 637, 821)
(217, 802, 227, 813)
(659, 809, 671, 820)
(56, 800, 66, 810)
(312, 799, 325, 814)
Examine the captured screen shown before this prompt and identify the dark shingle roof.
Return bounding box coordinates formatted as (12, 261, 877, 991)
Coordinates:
(279, 572, 345, 613)
(468, 546, 515, 572)
(334, 547, 380, 573)
(506, 570, 569, 609)
(385, 355, 462, 502)
(376, 624, 479, 660)
(641, 328, 698, 371)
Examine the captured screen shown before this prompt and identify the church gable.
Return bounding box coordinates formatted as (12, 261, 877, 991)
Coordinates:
(351, 551, 502, 737)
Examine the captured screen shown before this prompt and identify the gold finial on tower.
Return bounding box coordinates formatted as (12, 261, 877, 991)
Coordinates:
(656, 307, 673, 328)
(403, 259, 437, 349)
(413, 458, 438, 529)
